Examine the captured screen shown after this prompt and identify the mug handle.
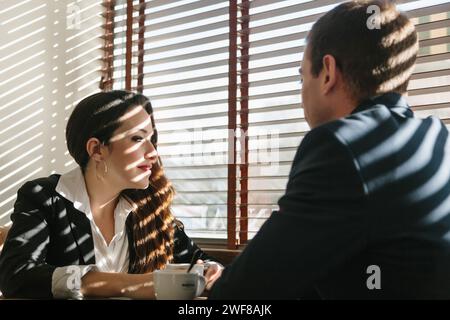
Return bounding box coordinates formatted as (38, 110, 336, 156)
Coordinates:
(195, 275, 206, 297)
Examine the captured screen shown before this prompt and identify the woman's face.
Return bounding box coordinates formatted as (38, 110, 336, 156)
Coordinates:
(103, 105, 158, 190)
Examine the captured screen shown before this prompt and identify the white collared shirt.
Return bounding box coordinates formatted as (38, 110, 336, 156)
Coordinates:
(52, 167, 134, 298)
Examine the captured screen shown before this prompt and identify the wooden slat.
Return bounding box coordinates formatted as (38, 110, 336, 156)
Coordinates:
(228, 0, 238, 249)
(145, 84, 228, 100)
(408, 85, 450, 96)
(99, 0, 115, 91)
(411, 69, 450, 81)
(142, 6, 228, 32)
(137, 0, 145, 92)
(125, 0, 133, 90)
(406, 2, 450, 19)
(417, 52, 450, 64)
(412, 102, 450, 111)
(239, 0, 250, 245)
(143, 72, 228, 89)
(415, 18, 450, 33)
(140, 33, 229, 55)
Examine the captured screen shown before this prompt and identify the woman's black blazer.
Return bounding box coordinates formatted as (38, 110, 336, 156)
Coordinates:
(0, 174, 213, 298)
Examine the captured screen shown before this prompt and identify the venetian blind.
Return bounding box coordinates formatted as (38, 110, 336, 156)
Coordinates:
(241, 0, 450, 241)
(103, 0, 450, 247)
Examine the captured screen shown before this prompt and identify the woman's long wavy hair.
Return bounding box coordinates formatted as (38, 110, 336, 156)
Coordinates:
(66, 90, 175, 273)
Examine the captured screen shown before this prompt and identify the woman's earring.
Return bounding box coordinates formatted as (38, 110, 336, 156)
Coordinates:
(102, 160, 108, 178)
(95, 160, 108, 180)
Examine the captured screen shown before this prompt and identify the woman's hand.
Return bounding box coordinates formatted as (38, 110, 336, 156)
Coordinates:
(196, 260, 223, 291)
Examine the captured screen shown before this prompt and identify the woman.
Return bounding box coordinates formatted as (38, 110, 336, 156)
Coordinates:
(0, 91, 222, 299)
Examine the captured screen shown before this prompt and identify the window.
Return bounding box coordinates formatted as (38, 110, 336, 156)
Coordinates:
(102, 0, 450, 248)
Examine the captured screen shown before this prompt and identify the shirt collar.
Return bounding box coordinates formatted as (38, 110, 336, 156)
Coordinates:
(351, 92, 413, 117)
(55, 167, 134, 225)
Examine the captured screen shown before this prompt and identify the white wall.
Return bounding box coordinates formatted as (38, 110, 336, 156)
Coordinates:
(0, 0, 105, 225)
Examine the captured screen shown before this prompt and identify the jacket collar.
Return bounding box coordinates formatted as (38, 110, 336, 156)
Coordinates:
(351, 92, 413, 117)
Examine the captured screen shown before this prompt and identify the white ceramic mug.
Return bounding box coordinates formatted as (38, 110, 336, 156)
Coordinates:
(153, 270, 206, 300)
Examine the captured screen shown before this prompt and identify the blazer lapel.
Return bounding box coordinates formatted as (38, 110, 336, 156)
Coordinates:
(65, 203, 95, 265)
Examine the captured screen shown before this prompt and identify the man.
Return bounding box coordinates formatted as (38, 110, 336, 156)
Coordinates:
(209, 0, 450, 299)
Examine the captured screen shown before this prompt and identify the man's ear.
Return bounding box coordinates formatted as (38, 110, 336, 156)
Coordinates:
(86, 137, 105, 162)
(321, 54, 338, 95)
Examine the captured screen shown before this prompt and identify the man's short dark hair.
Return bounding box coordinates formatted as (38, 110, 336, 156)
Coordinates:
(307, 0, 418, 102)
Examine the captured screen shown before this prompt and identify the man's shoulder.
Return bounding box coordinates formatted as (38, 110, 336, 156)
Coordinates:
(298, 104, 413, 177)
(316, 102, 449, 195)
(320, 104, 394, 146)
(298, 108, 386, 159)
(291, 123, 359, 178)
(320, 102, 447, 151)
